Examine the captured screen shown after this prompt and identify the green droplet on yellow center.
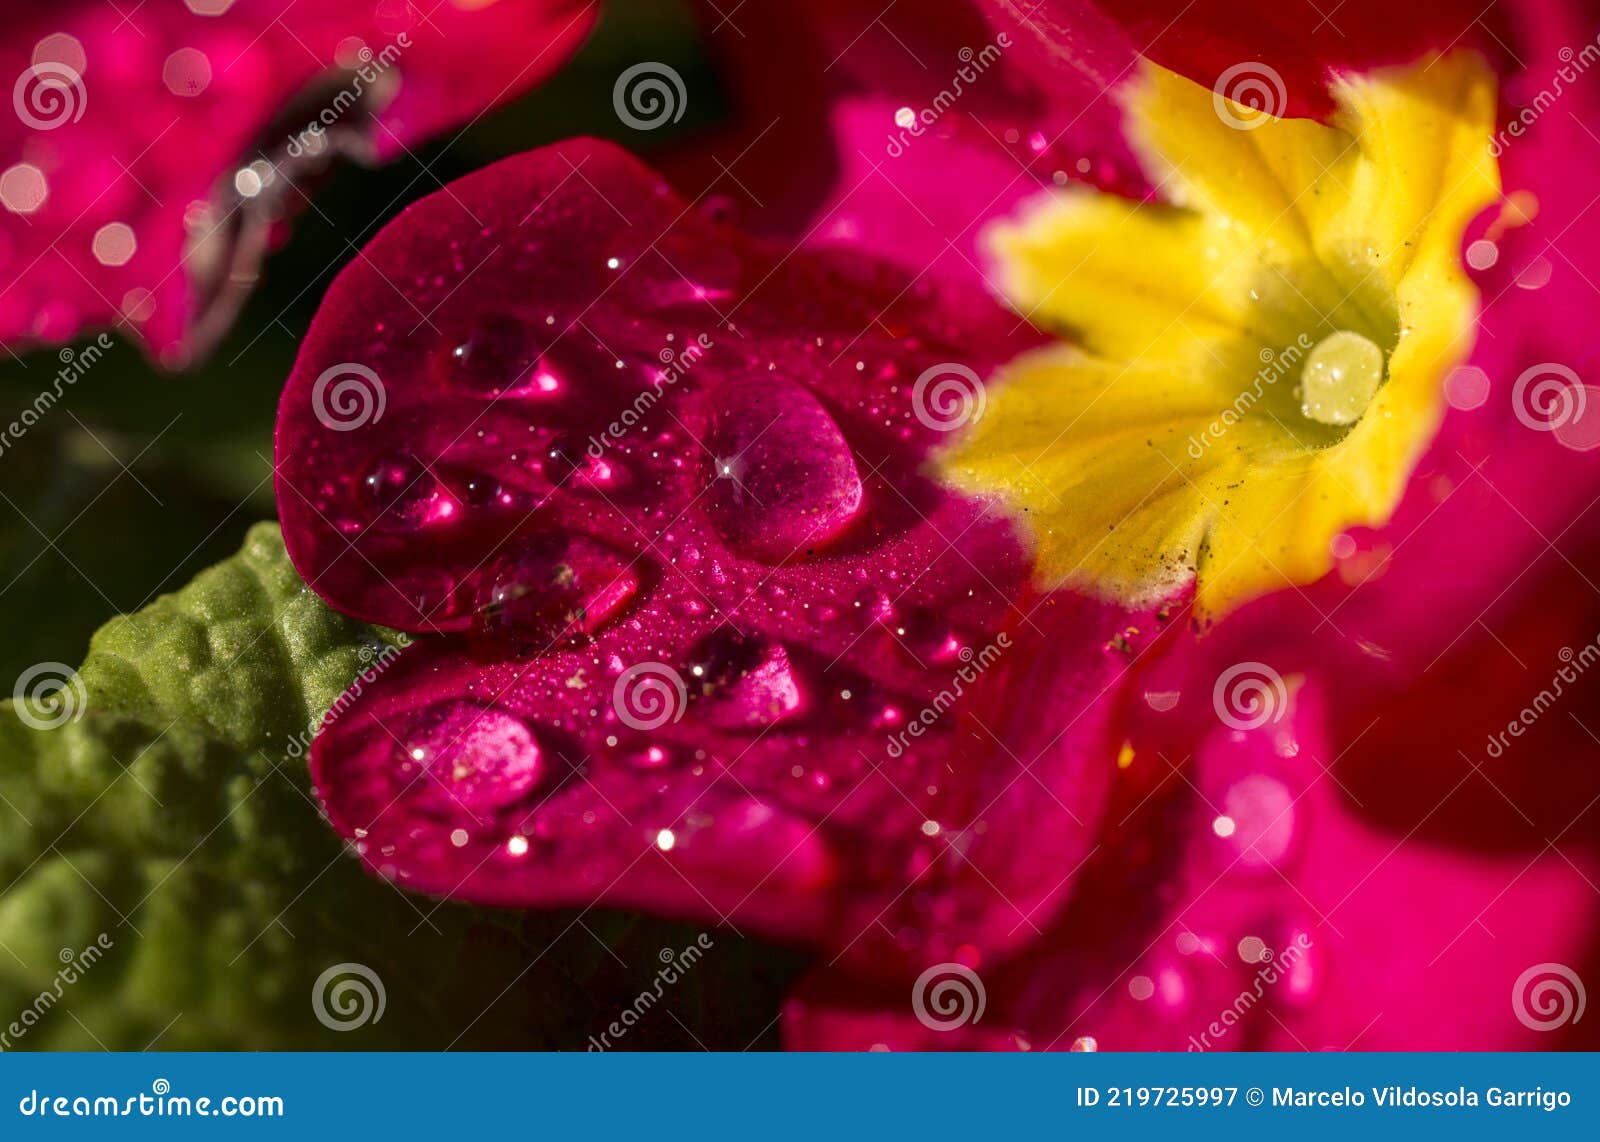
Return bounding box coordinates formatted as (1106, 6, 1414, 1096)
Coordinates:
(1298, 331, 1386, 427)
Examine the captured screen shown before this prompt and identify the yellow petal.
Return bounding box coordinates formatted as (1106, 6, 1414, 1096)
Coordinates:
(942, 54, 1500, 620)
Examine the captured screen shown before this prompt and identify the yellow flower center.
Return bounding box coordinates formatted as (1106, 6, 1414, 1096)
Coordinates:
(940, 54, 1501, 619)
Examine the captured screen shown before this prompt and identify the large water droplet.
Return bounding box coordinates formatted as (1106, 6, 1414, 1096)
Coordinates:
(1299, 331, 1384, 426)
(438, 314, 552, 397)
(473, 533, 639, 655)
(705, 379, 863, 562)
(398, 702, 543, 815)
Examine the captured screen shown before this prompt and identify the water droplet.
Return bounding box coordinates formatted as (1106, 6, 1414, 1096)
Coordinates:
(398, 702, 543, 815)
(361, 451, 447, 528)
(473, 533, 639, 655)
(438, 314, 548, 397)
(462, 475, 526, 512)
(687, 628, 804, 729)
(704, 379, 863, 562)
(853, 587, 895, 623)
(1299, 331, 1385, 426)
(897, 606, 961, 664)
(625, 744, 675, 770)
(546, 432, 630, 492)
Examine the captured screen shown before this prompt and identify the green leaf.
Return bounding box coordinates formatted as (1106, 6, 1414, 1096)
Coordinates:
(0, 523, 800, 1049)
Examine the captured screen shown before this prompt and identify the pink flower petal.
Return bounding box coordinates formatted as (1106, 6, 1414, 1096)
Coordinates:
(0, 0, 595, 366)
(786, 679, 1599, 1049)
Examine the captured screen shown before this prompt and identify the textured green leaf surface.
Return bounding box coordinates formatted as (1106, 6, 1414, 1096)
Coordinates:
(0, 523, 798, 1049)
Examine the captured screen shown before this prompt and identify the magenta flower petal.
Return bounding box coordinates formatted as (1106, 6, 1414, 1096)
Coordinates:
(668, 0, 1142, 287)
(0, 0, 595, 366)
(784, 679, 1598, 1049)
(989, 0, 1516, 119)
(281, 138, 1136, 962)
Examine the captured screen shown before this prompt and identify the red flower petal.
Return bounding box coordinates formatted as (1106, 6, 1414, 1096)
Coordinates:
(990, 0, 1517, 119)
(0, 0, 595, 366)
(667, 0, 1143, 284)
(281, 138, 1136, 963)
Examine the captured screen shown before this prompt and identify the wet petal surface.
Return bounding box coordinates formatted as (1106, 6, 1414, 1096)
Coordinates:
(282, 139, 1138, 966)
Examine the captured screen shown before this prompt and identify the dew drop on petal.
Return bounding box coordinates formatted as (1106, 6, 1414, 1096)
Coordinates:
(704, 378, 863, 562)
(1299, 331, 1385, 426)
(473, 533, 639, 654)
(687, 628, 804, 729)
(438, 314, 547, 397)
(360, 450, 446, 528)
(398, 702, 543, 815)
(897, 606, 962, 664)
